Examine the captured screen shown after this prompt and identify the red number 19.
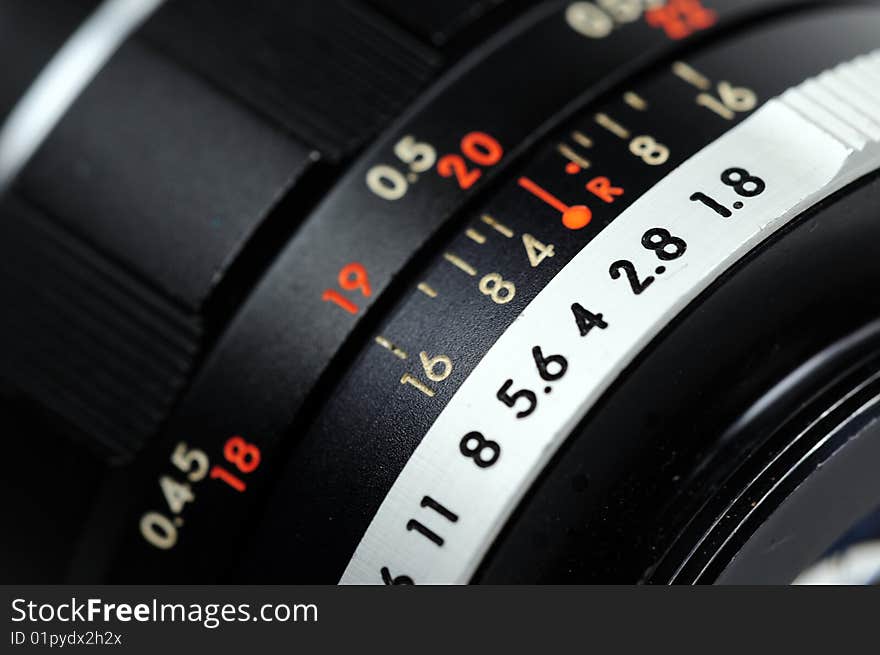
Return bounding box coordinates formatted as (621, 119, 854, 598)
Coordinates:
(322, 262, 372, 314)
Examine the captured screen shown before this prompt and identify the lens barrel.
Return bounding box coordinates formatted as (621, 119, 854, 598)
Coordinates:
(2, 0, 880, 584)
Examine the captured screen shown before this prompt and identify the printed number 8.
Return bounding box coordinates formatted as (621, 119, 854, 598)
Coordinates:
(224, 436, 261, 473)
(722, 167, 765, 197)
(642, 228, 687, 261)
(479, 273, 516, 304)
(459, 431, 501, 468)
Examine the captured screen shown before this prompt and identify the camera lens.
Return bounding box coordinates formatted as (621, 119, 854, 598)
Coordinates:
(2, 0, 880, 584)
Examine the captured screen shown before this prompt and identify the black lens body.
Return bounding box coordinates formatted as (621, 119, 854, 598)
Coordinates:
(2, 0, 880, 584)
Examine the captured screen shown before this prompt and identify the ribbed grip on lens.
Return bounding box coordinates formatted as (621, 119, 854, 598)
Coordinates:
(140, 0, 441, 159)
(0, 198, 201, 462)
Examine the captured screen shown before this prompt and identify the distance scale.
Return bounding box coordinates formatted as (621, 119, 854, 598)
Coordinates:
(341, 49, 880, 583)
(232, 6, 880, 584)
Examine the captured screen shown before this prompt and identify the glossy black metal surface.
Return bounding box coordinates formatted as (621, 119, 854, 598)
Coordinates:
(2, 0, 880, 585)
(108, 0, 798, 582)
(478, 171, 880, 582)
(237, 5, 880, 582)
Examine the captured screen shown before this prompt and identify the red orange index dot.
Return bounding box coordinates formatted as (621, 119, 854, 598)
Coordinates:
(518, 176, 593, 231)
(565, 161, 582, 175)
(562, 205, 592, 230)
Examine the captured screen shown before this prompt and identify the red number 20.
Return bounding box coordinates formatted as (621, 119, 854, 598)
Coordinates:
(437, 132, 503, 190)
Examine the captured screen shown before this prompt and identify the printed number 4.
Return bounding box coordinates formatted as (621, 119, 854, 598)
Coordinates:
(522, 233, 555, 268)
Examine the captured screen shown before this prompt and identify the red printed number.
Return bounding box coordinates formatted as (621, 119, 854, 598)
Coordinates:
(210, 436, 262, 493)
(646, 0, 717, 40)
(437, 132, 503, 190)
(322, 262, 372, 315)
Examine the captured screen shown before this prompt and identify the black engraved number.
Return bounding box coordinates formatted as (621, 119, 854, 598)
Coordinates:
(722, 167, 765, 197)
(532, 346, 568, 381)
(459, 431, 501, 468)
(381, 567, 414, 585)
(641, 228, 687, 261)
(571, 304, 609, 337)
(497, 380, 537, 418)
(610, 260, 654, 295)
